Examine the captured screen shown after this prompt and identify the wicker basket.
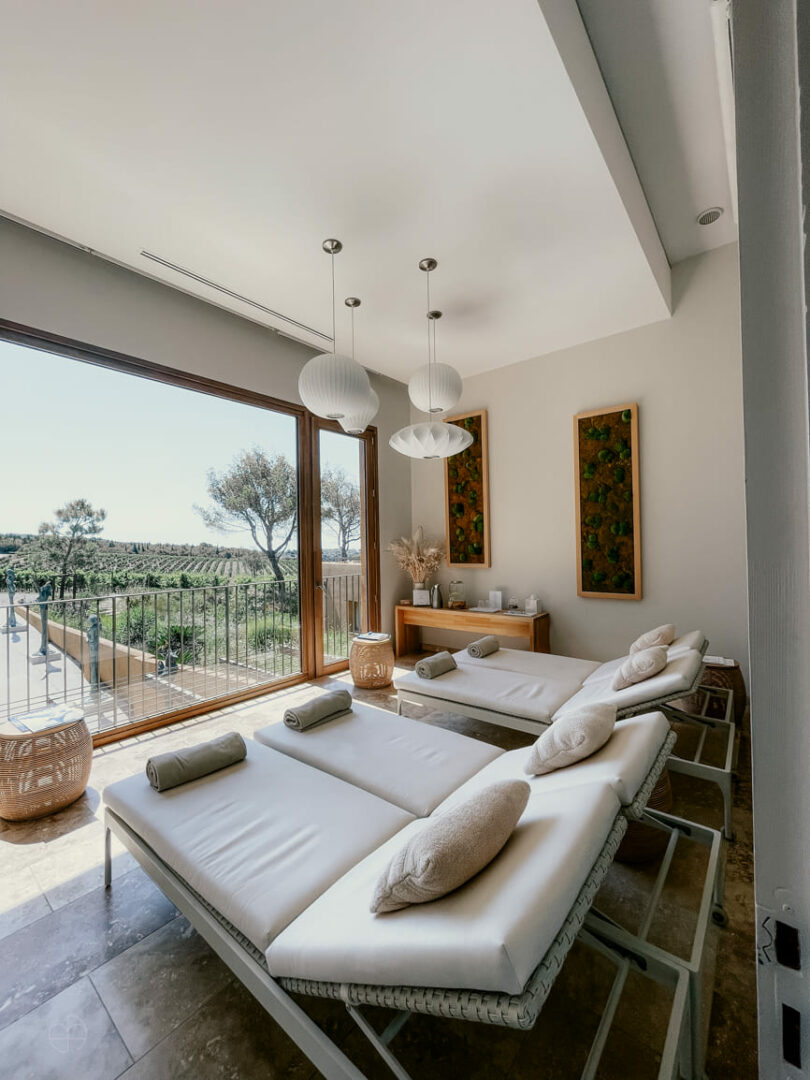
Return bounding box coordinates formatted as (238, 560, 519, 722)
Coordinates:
(0, 718, 93, 821)
(349, 637, 395, 689)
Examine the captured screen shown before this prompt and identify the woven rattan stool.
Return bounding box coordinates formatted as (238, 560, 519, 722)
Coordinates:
(0, 712, 93, 821)
(349, 635, 395, 689)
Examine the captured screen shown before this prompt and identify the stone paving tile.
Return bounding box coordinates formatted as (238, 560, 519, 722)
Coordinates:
(117, 977, 338, 1080)
(0, 976, 132, 1080)
(91, 915, 231, 1058)
(0, 865, 177, 1031)
(0, 864, 52, 942)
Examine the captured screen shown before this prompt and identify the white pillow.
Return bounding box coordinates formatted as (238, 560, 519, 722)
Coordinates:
(629, 624, 676, 654)
(612, 646, 668, 691)
(524, 705, 616, 776)
(370, 780, 530, 914)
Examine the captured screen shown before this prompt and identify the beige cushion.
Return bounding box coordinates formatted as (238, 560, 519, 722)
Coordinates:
(629, 624, 676, 654)
(370, 780, 530, 914)
(612, 646, 668, 691)
(267, 781, 621, 994)
(524, 705, 616, 776)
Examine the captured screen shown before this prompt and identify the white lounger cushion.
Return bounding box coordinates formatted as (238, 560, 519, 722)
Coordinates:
(435, 713, 671, 809)
(455, 647, 600, 683)
(394, 664, 584, 724)
(553, 651, 703, 719)
(253, 703, 503, 817)
(103, 740, 414, 952)
(582, 630, 706, 686)
(267, 781, 621, 995)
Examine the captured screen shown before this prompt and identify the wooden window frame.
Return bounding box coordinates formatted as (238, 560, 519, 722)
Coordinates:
(0, 318, 381, 741)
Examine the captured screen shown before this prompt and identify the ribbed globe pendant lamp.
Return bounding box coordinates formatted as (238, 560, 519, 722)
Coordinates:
(298, 239, 371, 420)
(390, 258, 472, 460)
(339, 297, 379, 434)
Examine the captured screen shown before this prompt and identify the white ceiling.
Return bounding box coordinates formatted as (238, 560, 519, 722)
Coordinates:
(577, 0, 737, 264)
(0, 1, 732, 381)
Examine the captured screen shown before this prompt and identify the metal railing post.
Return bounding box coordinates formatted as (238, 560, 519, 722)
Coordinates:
(87, 614, 100, 696)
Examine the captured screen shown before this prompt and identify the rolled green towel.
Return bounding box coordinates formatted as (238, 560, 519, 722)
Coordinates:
(415, 651, 457, 679)
(467, 635, 500, 659)
(146, 732, 247, 792)
(283, 689, 353, 731)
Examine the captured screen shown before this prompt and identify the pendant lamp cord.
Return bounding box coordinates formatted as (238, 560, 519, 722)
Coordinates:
(331, 250, 336, 348)
(351, 302, 355, 361)
(426, 266, 433, 415)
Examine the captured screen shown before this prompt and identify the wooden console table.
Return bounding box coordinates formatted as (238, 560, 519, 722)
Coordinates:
(394, 606, 550, 657)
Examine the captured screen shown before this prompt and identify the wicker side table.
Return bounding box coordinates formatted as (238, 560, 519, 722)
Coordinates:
(349, 635, 396, 689)
(0, 713, 93, 821)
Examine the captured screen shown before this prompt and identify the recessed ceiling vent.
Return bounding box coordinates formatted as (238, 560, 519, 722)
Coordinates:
(140, 250, 332, 343)
(696, 207, 724, 226)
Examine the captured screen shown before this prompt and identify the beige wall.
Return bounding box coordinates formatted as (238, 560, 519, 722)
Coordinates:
(0, 217, 413, 634)
(410, 243, 749, 679)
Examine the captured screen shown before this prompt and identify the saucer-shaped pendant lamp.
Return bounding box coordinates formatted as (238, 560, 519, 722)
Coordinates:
(339, 297, 379, 434)
(299, 240, 370, 420)
(389, 420, 472, 460)
(391, 257, 472, 460)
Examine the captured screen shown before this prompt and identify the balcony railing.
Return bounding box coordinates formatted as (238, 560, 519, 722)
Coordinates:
(1, 574, 361, 737)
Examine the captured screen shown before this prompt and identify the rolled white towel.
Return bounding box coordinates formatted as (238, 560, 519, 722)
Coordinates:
(146, 732, 247, 792)
(467, 635, 500, 659)
(283, 689, 353, 731)
(415, 651, 457, 679)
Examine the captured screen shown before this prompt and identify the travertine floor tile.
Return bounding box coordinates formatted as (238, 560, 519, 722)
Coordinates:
(91, 915, 231, 1058)
(0, 976, 132, 1080)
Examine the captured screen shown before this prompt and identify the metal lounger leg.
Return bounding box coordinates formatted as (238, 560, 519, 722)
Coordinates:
(105, 810, 367, 1080)
(579, 926, 693, 1080)
(345, 1004, 414, 1080)
(104, 825, 112, 888)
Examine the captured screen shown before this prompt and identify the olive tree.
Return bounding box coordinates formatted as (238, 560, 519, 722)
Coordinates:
(196, 449, 297, 582)
(321, 466, 362, 561)
(36, 498, 107, 598)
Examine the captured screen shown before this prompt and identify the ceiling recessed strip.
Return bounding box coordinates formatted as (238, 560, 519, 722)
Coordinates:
(140, 249, 332, 342)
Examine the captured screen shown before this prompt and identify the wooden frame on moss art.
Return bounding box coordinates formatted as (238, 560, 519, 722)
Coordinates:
(443, 409, 491, 568)
(575, 403, 642, 599)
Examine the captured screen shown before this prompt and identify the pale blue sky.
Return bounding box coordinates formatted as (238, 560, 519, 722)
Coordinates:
(0, 341, 360, 549)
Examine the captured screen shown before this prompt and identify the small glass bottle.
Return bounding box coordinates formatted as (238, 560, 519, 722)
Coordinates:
(448, 580, 466, 609)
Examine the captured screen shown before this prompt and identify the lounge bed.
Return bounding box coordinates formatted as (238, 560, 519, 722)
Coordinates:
(394, 632, 738, 838)
(103, 702, 723, 1080)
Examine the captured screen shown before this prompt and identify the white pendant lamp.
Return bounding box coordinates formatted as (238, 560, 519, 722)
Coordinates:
(391, 257, 472, 460)
(341, 386, 379, 435)
(339, 296, 379, 434)
(408, 361, 462, 415)
(389, 420, 472, 460)
(298, 239, 371, 420)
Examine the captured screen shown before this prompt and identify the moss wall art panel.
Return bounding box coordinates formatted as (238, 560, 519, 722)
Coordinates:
(575, 403, 642, 599)
(443, 409, 491, 568)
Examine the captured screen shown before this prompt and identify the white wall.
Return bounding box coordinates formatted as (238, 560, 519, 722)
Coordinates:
(733, 1, 810, 1075)
(410, 243, 748, 678)
(0, 217, 413, 632)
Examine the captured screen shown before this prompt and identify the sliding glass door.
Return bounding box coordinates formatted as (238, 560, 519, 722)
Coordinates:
(312, 420, 379, 676)
(0, 324, 379, 743)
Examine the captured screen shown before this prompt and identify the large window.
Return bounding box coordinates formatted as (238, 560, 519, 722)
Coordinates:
(0, 333, 379, 742)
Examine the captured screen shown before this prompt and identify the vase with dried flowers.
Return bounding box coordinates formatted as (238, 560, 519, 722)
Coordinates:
(388, 527, 445, 606)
